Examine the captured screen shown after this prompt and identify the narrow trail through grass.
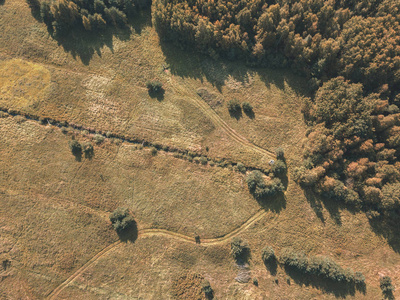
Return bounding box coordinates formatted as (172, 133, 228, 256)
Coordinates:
(46, 209, 269, 299)
(168, 76, 276, 159)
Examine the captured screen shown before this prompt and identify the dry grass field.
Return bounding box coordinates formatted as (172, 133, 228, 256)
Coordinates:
(0, 0, 399, 299)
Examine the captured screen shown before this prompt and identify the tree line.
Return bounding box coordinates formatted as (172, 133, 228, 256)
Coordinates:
(31, 0, 151, 36)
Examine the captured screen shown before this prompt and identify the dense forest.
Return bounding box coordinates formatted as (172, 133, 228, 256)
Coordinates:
(29, 0, 400, 218)
(152, 0, 400, 217)
(152, 0, 400, 96)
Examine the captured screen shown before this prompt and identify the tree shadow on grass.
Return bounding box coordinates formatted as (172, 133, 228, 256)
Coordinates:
(0, 0, 5, 5)
(148, 88, 165, 101)
(30, 7, 151, 65)
(116, 220, 138, 243)
(264, 258, 278, 276)
(303, 189, 361, 226)
(243, 108, 255, 119)
(382, 290, 395, 300)
(256, 192, 286, 214)
(368, 213, 400, 254)
(228, 108, 242, 120)
(159, 40, 306, 96)
(71, 148, 82, 162)
(303, 188, 400, 254)
(283, 266, 365, 298)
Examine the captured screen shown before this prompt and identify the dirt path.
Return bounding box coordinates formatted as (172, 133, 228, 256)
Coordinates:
(139, 208, 267, 245)
(169, 77, 276, 159)
(46, 241, 122, 300)
(46, 209, 268, 299)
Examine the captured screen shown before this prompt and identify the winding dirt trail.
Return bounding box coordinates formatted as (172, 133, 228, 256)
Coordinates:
(44, 82, 288, 298)
(26, 58, 285, 299)
(46, 209, 269, 299)
(139, 208, 267, 245)
(169, 77, 276, 159)
(46, 241, 122, 300)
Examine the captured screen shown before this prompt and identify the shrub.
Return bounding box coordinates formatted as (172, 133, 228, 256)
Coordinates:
(188, 151, 196, 158)
(380, 276, 394, 294)
(354, 272, 366, 285)
(227, 99, 241, 115)
(109, 207, 135, 233)
(94, 134, 105, 144)
(242, 102, 253, 114)
(262, 246, 275, 263)
(252, 277, 258, 286)
(201, 279, 213, 297)
(279, 248, 362, 284)
(231, 237, 250, 260)
(199, 156, 208, 165)
(236, 162, 246, 173)
(247, 171, 284, 198)
(276, 147, 285, 160)
(246, 170, 265, 192)
(150, 147, 158, 156)
(69, 140, 82, 155)
(82, 142, 94, 158)
(271, 160, 287, 176)
(146, 80, 163, 93)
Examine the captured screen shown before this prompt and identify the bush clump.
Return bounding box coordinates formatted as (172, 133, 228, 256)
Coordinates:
(279, 248, 363, 284)
(227, 99, 241, 115)
(93, 134, 105, 144)
(150, 147, 158, 156)
(146, 80, 163, 93)
(380, 276, 394, 294)
(276, 147, 285, 160)
(69, 140, 82, 156)
(262, 246, 275, 263)
(252, 277, 258, 286)
(271, 160, 287, 176)
(246, 170, 284, 199)
(236, 162, 246, 173)
(82, 142, 94, 158)
(201, 279, 213, 298)
(199, 156, 208, 165)
(109, 207, 135, 233)
(242, 102, 253, 115)
(231, 237, 250, 261)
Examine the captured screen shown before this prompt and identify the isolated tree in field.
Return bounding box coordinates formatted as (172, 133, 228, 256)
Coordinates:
(201, 279, 213, 298)
(380, 276, 395, 298)
(262, 246, 275, 264)
(109, 207, 135, 233)
(231, 237, 250, 261)
(69, 140, 82, 156)
(242, 102, 253, 115)
(227, 99, 241, 115)
(146, 80, 162, 92)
